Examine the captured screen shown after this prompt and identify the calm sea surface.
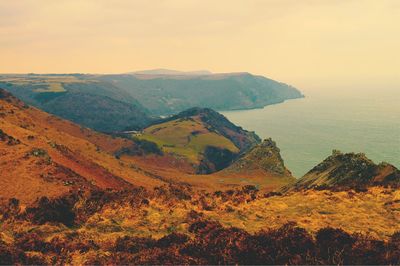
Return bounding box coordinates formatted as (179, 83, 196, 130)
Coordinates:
(222, 87, 400, 177)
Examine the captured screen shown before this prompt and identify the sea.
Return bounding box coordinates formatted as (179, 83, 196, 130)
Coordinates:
(222, 87, 400, 178)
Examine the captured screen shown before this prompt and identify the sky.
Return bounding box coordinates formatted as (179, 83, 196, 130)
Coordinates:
(1, 0, 399, 89)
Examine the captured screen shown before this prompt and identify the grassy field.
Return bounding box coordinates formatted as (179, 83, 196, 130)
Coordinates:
(34, 83, 66, 92)
(0, 75, 95, 93)
(136, 117, 239, 163)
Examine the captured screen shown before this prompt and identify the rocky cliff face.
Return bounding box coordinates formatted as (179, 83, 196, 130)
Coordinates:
(223, 138, 293, 177)
(284, 150, 400, 191)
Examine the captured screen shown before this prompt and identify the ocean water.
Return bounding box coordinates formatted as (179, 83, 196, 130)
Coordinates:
(222, 87, 400, 177)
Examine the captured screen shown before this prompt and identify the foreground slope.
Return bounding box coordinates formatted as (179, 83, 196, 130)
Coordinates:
(1, 183, 399, 264)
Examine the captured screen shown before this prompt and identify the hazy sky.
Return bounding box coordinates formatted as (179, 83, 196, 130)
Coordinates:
(1, 0, 399, 89)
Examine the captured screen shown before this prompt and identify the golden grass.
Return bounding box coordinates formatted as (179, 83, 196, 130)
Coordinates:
(0, 75, 96, 91)
(209, 187, 400, 239)
(66, 187, 400, 241)
(0, 97, 167, 203)
(34, 83, 66, 92)
(137, 117, 238, 164)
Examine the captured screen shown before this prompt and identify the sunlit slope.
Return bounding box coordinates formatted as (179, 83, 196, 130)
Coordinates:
(89, 186, 400, 240)
(140, 118, 237, 162)
(0, 89, 165, 203)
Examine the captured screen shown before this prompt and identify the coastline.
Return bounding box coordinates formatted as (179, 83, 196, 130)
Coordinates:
(218, 94, 305, 113)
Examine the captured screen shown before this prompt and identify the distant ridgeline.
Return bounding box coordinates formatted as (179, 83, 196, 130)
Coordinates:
(0, 71, 302, 132)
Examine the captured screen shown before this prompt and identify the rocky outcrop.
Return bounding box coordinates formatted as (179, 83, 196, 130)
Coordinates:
(283, 150, 400, 191)
(223, 138, 293, 177)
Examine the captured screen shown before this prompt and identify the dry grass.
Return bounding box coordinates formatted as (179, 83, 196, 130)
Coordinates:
(74, 187, 400, 241)
(34, 83, 66, 92)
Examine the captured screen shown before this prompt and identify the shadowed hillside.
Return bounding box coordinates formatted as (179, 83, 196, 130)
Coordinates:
(0, 75, 153, 132)
(100, 71, 303, 115)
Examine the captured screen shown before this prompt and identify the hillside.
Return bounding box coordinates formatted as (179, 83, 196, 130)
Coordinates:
(0, 89, 169, 203)
(283, 150, 400, 192)
(212, 138, 296, 191)
(0, 72, 303, 132)
(0, 90, 283, 203)
(133, 107, 261, 174)
(0, 75, 153, 132)
(224, 138, 292, 176)
(101, 71, 303, 115)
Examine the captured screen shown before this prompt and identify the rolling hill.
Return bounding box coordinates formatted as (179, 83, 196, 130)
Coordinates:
(0, 74, 153, 132)
(132, 107, 261, 173)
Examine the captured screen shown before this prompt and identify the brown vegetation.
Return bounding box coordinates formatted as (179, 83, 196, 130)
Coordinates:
(0, 187, 399, 265)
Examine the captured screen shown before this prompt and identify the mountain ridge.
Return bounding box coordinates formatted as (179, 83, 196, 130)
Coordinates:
(129, 68, 212, 76)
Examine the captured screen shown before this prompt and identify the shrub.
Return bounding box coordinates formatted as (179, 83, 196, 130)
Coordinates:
(250, 222, 315, 265)
(0, 240, 25, 265)
(25, 195, 77, 226)
(114, 236, 156, 253)
(316, 227, 355, 264)
(350, 236, 386, 265)
(387, 231, 400, 265)
(14, 232, 47, 252)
